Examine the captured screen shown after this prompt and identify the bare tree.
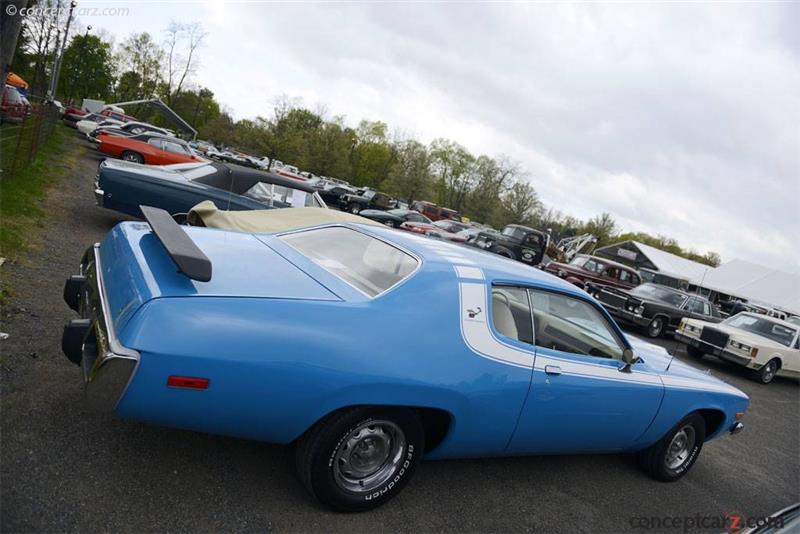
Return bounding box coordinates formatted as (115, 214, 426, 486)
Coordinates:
(164, 21, 206, 106)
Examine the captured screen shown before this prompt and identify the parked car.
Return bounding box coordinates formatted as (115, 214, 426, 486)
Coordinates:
(457, 226, 499, 242)
(400, 221, 467, 242)
(432, 219, 471, 234)
(1, 84, 30, 123)
(410, 201, 462, 222)
(96, 132, 203, 165)
(61, 210, 748, 511)
(675, 313, 799, 384)
(467, 224, 547, 267)
(589, 283, 722, 338)
(342, 188, 393, 213)
(77, 117, 123, 135)
(274, 164, 307, 181)
(314, 182, 357, 210)
(359, 208, 431, 228)
(545, 254, 642, 290)
(94, 160, 327, 218)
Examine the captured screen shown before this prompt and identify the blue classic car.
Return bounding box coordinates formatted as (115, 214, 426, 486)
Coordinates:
(61, 208, 748, 512)
(94, 159, 326, 219)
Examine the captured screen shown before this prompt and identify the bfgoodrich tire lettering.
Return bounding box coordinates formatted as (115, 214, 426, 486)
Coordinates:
(638, 413, 705, 482)
(296, 407, 424, 512)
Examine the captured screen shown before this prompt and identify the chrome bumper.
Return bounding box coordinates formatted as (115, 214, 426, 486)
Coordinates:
(673, 332, 751, 366)
(94, 188, 104, 207)
(61, 245, 139, 412)
(730, 422, 744, 435)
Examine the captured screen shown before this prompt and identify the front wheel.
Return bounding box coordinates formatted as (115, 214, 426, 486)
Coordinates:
(756, 358, 779, 384)
(638, 413, 705, 482)
(295, 407, 424, 512)
(349, 204, 361, 214)
(121, 150, 144, 164)
(646, 317, 665, 338)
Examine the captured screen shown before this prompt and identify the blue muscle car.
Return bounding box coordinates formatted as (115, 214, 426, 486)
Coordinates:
(61, 208, 749, 512)
(94, 160, 326, 219)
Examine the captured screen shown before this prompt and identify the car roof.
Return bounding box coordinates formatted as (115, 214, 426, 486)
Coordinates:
(192, 161, 317, 193)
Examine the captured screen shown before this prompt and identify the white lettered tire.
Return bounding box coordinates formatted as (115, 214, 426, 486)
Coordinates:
(638, 413, 705, 482)
(295, 407, 424, 512)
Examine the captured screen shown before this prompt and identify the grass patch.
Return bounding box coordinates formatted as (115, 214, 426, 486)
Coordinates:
(0, 123, 83, 260)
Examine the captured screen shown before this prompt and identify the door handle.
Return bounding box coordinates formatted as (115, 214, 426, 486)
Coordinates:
(544, 365, 562, 375)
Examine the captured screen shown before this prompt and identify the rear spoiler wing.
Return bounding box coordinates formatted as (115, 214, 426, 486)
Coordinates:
(140, 205, 212, 282)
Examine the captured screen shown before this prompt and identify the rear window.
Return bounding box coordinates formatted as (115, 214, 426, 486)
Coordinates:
(280, 227, 419, 297)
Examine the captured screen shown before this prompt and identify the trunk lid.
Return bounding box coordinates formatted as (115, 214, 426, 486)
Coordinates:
(98, 221, 339, 333)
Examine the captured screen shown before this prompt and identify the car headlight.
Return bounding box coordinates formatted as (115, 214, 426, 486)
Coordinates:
(729, 340, 757, 357)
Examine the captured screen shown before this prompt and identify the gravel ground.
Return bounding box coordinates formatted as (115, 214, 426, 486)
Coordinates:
(1, 138, 798, 532)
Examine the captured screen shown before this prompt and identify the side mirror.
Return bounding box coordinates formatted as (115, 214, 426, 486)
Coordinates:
(619, 348, 639, 373)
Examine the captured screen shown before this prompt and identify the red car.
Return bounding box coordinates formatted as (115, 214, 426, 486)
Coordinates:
(410, 201, 462, 222)
(400, 221, 467, 243)
(97, 132, 203, 165)
(544, 254, 642, 290)
(1, 85, 31, 124)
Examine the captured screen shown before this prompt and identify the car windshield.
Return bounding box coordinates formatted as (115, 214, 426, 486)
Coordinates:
(280, 227, 419, 297)
(244, 182, 322, 208)
(570, 255, 604, 273)
(723, 314, 797, 347)
(630, 284, 687, 307)
(501, 226, 528, 240)
(787, 316, 800, 327)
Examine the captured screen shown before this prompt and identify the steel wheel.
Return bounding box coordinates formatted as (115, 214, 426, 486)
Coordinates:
(121, 151, 144, 164)
(758, 359, 778, 384)
(647, 317, 664, 337)
(332, 420, 406, 494)
(664, 424, 696, 470)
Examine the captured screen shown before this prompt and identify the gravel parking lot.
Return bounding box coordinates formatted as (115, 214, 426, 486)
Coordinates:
(1, 138, 798, 532)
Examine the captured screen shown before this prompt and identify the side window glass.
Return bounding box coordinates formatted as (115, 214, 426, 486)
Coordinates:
(702, 302, 711, 316)
(147, 138, 162, 149)
(528, 290, 624, 360)
(491, 286, 533, 345)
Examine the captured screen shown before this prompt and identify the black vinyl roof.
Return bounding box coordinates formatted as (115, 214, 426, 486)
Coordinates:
(193, 162, 317, 195)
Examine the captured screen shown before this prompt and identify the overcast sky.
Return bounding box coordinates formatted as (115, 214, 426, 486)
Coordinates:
(86, 1, 799, 271)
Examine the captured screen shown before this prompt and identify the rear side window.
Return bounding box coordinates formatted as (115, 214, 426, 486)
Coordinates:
(491, 286, 533, 344)
(280, 227, 419, 297)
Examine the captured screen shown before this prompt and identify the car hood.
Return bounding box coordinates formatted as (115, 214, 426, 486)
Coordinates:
(627, 335, 748, 398)
(359, 209, 394, 218)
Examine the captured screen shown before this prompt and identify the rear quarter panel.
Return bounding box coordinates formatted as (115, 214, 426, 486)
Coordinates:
(114, 262, 534, 458)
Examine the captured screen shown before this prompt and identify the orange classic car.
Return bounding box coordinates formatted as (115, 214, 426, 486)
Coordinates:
(96, 132, 203, 165)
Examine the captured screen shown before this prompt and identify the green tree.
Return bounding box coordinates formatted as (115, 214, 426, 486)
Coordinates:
(117, 32, 163, 98)
(59, 34, 115, 101)
(495, 181, 541, 227)
(350, 120, 395, 187)
(384, 139, 431, 203)
(581, 212, 618, 247)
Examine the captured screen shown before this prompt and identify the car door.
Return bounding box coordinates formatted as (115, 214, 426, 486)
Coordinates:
(509, 288, 663, 454)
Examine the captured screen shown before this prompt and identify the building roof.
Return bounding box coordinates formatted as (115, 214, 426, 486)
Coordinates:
(599, 240, 715, 285)
(700, 259, 800, 315)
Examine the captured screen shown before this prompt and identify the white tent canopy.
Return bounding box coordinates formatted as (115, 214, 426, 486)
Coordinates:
(629, 241, 715, 285)
(700, 259, 800, 315)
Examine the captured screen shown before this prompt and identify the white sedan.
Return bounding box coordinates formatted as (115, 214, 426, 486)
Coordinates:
(675, 312, 799, 384)
(77, 117, 122, 135)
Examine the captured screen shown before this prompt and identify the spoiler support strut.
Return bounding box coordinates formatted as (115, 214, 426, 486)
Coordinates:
(140, 205, 212, 282)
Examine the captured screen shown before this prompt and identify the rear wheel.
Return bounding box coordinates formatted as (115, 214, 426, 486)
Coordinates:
(638, 413, 705, 482)
(121, 150, 144, 164)
(756, 358, 779, 384)
(686, 345, 705, 358)
(296, 407, 424, 512)
(646, 317, 665, 338)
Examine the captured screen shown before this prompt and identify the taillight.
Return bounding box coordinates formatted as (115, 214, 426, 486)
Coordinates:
(167, 376, 209, 389)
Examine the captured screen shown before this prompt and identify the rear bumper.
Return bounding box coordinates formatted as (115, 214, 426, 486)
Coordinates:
(61, 245, 139, 412)
(94, 188, 105, 206)
(674, 332, 752, 366)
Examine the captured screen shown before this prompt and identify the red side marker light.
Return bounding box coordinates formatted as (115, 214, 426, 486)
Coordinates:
(167, 376, 209, 389)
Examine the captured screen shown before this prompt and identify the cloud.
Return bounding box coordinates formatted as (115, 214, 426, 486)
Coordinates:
(95, 2, 800, 270)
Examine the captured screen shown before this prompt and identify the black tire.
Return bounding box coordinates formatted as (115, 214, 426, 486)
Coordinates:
(296, 407, 424, 512)
(121, 150, 144, 164)
(646, 316, 665, 338)
(493, 247, 516, 260)
(686, 345, 705, 358)
(756, 358, 780, 384)
(638, 413, 705, 482)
